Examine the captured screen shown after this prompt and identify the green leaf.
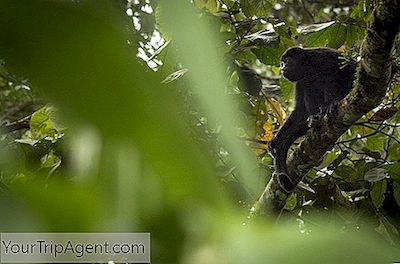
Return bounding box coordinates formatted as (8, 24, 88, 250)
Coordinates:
(252, 45, 286, 67)
(40, 150, 61, 171)
(384, 163, 400, 184)
(334, 165, 355, 179)
(194, 0, 220, 13)
(350, 0, 374, 20)
(354, 159, 366, 173)
(327, 24, 347, 49)
(274, 23, 296, 46)
(364, 168, 388, 182)
(370, 180, 387, 208)
(393, 183, 400, 207)
(235, 50, 258, 65)
(305, 27, 333, 47)
(30, 107, 59, 140)
(207, 0, 220, 13)
(303, 22, 347, 48)
(346, 24, 364, 47)
(366, 135, 385, 152)
(279, 77, 294, 102)
(327, 150, 348, 170)
(284, 193, 297, 211)
(240, 0, 272, 18)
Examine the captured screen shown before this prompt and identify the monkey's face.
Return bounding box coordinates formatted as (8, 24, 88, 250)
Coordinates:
(280, 47, 309, 82)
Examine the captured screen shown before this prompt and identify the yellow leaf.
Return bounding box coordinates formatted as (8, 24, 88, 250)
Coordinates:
(265, 97, 287, 126)
(260, 121, 273, 141)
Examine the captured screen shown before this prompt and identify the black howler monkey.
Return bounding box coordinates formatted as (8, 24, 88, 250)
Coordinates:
(268, 47, 356, 193)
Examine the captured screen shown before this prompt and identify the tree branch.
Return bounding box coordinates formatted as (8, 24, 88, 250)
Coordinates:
(0, 116, 30, 134)
(255, 0, 400, 214)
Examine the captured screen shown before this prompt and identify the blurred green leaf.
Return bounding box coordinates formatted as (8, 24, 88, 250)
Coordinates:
(158, 0, 260, 193)
(0, 0, 223, 207)
(194, 0, 221, 13)
(284, 192, 297, 211)
(30, 106, 59, 140)
(12, 180, 100, 231)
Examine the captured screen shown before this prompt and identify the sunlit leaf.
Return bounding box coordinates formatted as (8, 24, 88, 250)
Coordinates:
(14, 139, 39, 146)
(245, 30, 280, 46)
(30, 106, 60, 140)
(265, 97, 287, 126)
(284, 192, 297, 210)
(299, 21, 335, 35)
(260, 121, 273, 141)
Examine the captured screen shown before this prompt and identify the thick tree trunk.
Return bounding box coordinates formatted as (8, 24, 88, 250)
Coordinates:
(255, 0, 400, 214)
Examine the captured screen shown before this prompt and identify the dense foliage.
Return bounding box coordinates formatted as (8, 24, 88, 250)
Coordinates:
(0, 0, 399, 263)
(152, 0, 400, 242)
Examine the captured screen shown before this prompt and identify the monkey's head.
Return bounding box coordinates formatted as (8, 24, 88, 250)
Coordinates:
(280, 47, 342, 82)
(280, 47, 309, 82)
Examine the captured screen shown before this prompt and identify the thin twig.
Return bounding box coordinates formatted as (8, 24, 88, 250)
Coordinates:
(0, 115, 31, 134)
(357, 123, 400, 144)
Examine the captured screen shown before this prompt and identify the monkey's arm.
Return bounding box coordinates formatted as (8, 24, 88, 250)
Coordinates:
(271, 89, 307, 141)
(307, 105, 332, 127)
(269, 89, 308, 153)
(271, 109, 307, 144)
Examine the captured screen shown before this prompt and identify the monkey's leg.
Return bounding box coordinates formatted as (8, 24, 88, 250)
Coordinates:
(274, 141, 296, 192)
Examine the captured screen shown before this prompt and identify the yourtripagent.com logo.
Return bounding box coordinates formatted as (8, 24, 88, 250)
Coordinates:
(0, 233, 150, 263)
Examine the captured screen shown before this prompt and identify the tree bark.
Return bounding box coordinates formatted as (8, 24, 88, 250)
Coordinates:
(255, 0, 400, 214)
